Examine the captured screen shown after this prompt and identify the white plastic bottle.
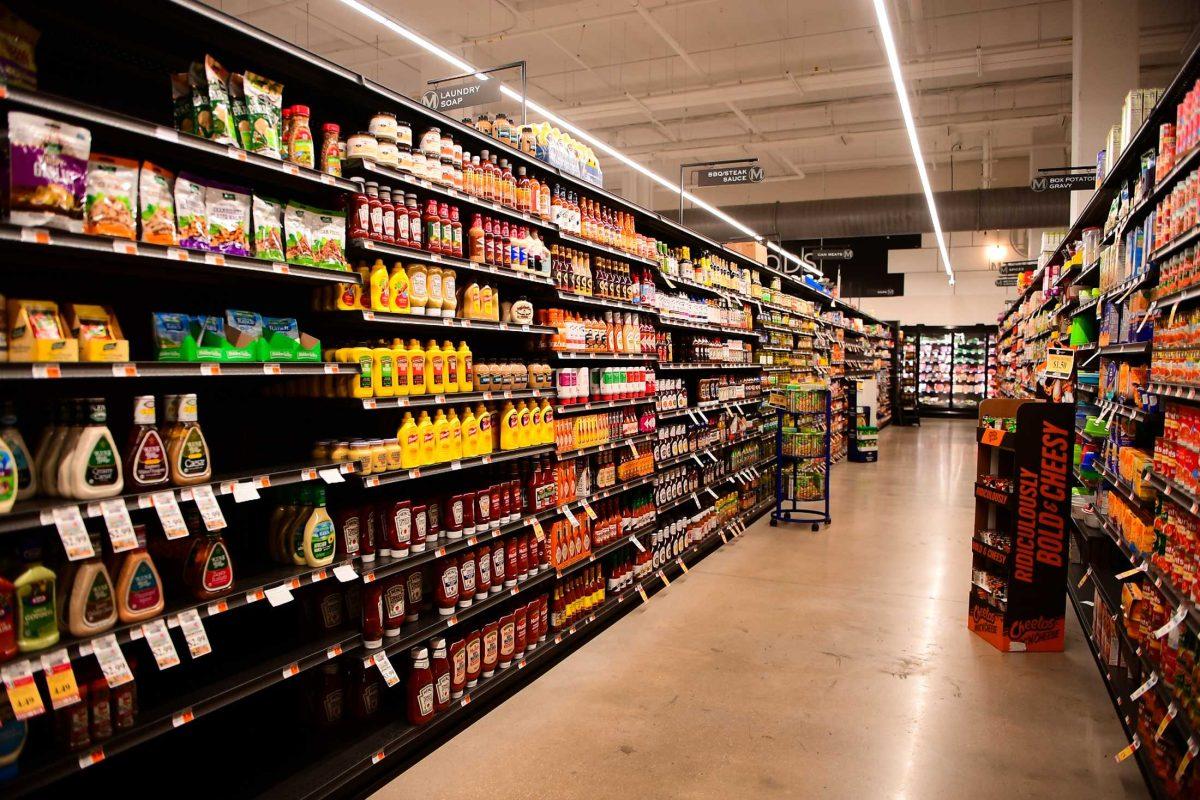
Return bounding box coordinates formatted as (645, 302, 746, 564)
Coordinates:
(1, 403, 37, 501)
(61, 398, 124, 500)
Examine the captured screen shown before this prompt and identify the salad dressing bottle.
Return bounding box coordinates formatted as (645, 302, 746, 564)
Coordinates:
(51, 399, 86, 498)
(33, 400, 68, 497)
(301, 487, 337, 567)
(115, 526, 164, 623)
(65, 535, 117, 637)
(168, 394, 211, 486)
(15, 551, 58, 652)
(0, 440, 15, 514)
(0, 404, 35, 501)
(125, 396, 169, 490)
(63, 398, 124, 500)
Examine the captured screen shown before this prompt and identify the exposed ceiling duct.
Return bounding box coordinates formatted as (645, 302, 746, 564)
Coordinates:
(670, 187, 1070, 241)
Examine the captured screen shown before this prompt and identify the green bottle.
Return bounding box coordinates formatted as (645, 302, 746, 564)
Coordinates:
(14, 553, 58, 652)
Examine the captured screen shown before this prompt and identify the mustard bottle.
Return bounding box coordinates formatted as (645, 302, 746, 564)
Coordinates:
(388, 262, 411, 314)
(356, 263, 372, 310)
(391, 338, 411, 396)
(408, 262, 429, 316)
(301, 486, 337, 567)
(460, 406, 479, 459)
(479, 285, 494, 321)
(432, 410, 450, 463)
(539, 399, 555, 445)
(456, 341, 473, 393)
(416, 411, 436, 466)
(462, 281, 481, 320)
(424, 339, 445, 395)
(528, 399, 543, 444)
(478, 403, 498, 453)
(516, 401, 532, 447)
(384, 438, 403, 472)
(369, 259, 391, 312)
(408, 339, 427, 397)
(371, 344, 395, 398)
(427, 266, 444, 318)
(441, 340, 459, 395)
(499, 402, 518, 451)
(335, 275, 360, 311)
(350, 345, 374, 399)
(447, 409, 463, 461)
(398, 413, 421, 469)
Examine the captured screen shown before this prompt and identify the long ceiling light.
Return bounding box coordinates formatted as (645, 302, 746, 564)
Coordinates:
(331, 0, 823, 278)
(870, 0, 955, 285)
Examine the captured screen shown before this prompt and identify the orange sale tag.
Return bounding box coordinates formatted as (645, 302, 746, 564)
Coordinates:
(980, 428, 1006, 446)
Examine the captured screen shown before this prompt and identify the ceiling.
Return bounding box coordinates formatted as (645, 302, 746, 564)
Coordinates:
(207, 0, 1198, 210)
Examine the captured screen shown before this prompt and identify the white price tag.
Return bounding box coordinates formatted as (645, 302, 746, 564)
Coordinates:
(318, 467, 346, 484)
(91, 634, 133, 688)
(333, 564, 358, 583)
(373, 650, 401, 687)
(1115, 563, 1148, 580)
(176, 609, 212, 658)
(1130, 671, 1159, 701)
(1154, 605, 1189, 639)
(52, 506, 94, 561)
(631, 535, 645, 553)
(141, 618, 180, 671)
(264, 584, 295, 607)
(100, 498, 137, 553)
(561, 504, 579, 528)
(706, 488, 719, 499)
(697, 410, 710, 424)
(627, 439, 639, 457)
(690, 453, 705, 467)
(151, 491, 190, 539)
(190, 484, 227, 531)
(231, 482, 260, 503)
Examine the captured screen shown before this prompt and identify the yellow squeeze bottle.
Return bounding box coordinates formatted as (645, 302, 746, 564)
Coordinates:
(388, 263, 411, 314)
(357, 264, 372, 310)
(431, 410, 450, 463)
(456, 341, 473, 393)
(336, 276, 360, 310)
(417, 411, 436, 465)
(460, 406, 478, 458)
(349, 345, 374, 399)
(516, 401, 532, 447)
(441, 340, 459, 395)
(539, 399, 555, 445)
(447, 409, 463, 461)
(372, 344, 395, 398)
(424, 339, 445, 395)
(369, 259, 391, 312)
(473, 403, 493, 454)
(407, 339, 427, 397)
(398, 413, 420, 468)
(480, 285, 494, 321)
(528, 400, 543, 443)
(499, 402, 518, 451)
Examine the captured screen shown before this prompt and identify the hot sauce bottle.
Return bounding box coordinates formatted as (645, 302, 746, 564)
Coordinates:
(430, 638, 451, 713)
(407, 647, 435, 725)
(465, 627, 482, 687)
(449, 637, 467, 699)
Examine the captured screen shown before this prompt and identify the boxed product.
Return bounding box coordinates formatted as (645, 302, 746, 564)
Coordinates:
(63, 303, 128, 362)
(7, 298, 77, 361)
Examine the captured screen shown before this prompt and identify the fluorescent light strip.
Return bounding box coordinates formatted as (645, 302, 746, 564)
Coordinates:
(333, 0, 823, 278)
(871, 0, 955, 285)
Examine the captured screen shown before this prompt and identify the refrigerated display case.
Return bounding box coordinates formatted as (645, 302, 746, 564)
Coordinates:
(905, 326, 996, 416)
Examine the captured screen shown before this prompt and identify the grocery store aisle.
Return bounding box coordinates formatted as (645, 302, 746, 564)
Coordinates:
(374, 419, 1145, 799)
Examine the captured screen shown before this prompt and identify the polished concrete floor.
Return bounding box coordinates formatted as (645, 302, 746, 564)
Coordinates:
(375, 419, 1148, 799)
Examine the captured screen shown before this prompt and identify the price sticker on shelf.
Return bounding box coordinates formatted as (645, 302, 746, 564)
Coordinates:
(318, 467, 346, 484)
(1130, 671, 1159, 701)
(142, 618, 180, 671)
(264, 584, 295, 607)
(1154, 605, 1189, 639)
(630, 535, 645, 553)
(580, 499, 597, 520)
(690, 453, 705, 467)
(323, 363, 341, 374)
(1114, 563, 1147, 581)
(658, 571, 670, 589)
(333, 564, 359, 583)
(92, 634, 133, 688)
(371, 751, 387, 765)
(191, 484, 227, 531)
(52, 505, 94, 561)
(1076, 567, 1093, 589)
(706, 488, 719, 500)
(373, 651, 401, 687)
(691, 493, 701, 509)
(561, 504, 580, 528)
(40, 650, 81, 709)
(676, 558, 689, 574)
(172, 708, 195, 728)
(980, 428, 1006, 447)
(1156, 703, 1180, 741)
(531, 518, 546, 542)
(1, 661, 45, 720)
(696, 409, 710, 424)
(111, 362, 138, 377)
(1114, 735, 1141, 764)
(154, 491, 192, 542)
(685, 409, 700, 424)
(176, 609, 212, 659)
(30, 363, 61, 379)
(231, 482, 260, 503)
(1177, 740, 1200, 781)
(636, 585, 649, 603)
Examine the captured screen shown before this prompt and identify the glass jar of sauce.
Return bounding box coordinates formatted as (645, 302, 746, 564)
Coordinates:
(347, 131, 378, 162)
(369, 111, 398, 142)
(419, 127, 442, 159)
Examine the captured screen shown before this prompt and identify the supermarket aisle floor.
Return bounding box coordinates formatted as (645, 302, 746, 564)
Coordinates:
(374, 419, 1146, 800)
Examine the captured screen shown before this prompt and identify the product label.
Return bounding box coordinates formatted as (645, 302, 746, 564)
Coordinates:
(133, 431, 169, 484)
(84, 437, 119, 487)
(379, 357, 393, 389)
(178, 429, 210, 477)
(20, 577, 56, 641)
(414, 512, 427, 543)
(478, 553, 491, 585)
(177, 608, 212, 658)
(393, 507, 411, 546)
(440, 565, 459, 600)
(467, 638, 481, 673)
(0, 449, 15, 506)
(343, 516, 361, 554)
(435, 673, 451, 705)
(406, 572, 423, 606)
(483, 631, 498, 664)
(310, 519, 336, 561)
(460, 559, 476, 594)
(384, 584, 406, 620)
(452, 649, 466, 684)
(492, 549, 505, 582)
(202, 541, 234, 591)
(84, 571, 116, 624)
(500, 622, 515, 657)
(142, 617, 180, 670)
(319, 594, 345, 629)
(416, 683, 435, 716)
(126, 561, 162, 612)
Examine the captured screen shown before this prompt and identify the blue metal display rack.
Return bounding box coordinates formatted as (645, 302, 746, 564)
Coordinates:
(770, 388, 832, 530)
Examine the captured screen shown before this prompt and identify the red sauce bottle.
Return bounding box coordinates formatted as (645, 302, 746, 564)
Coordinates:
(430, 638, 451, 713)
(380, 185, 397, 244)
(500, 221, 512, 268)
(403, 568, 423, 623)
(389, 499, 411, 558)
(411, 505, 428, 552)
(483, 486, 499, 528)
(365, 507, 383, 559)
(498, 612, 516, 669)
(516, 535, 529, 580)
(526, 598, 541, 648)
(362, 581, 384, 648)
(505, 538, 519, 587)
(406, 193, 422, 250)
(483, 216, 495, 265)
(61, 682, 90, 750)
(449, 206, 463, 257)
(366, 181, 384, 241)
(491, 541, 506, 592)
(427, 503, 442, 544)
(395, 191, 411, 248)
(423, 199, 442, 254)
(438, 202, 452, 256)
(89, 677, 113, 740)
(489, 483, 504, 526)
(475, 547, 491, 599)
(349, 661, 382, 720)
(0, 578, 18, 662)
(359, 508, 376, 563)
(407, 647, 435, 725)
(508, 478, 523, 521)
(434, 557, 459, 616)
(514, 605, 527, 656)
(334, 505, 362, 561)
(382, 574, 406, 637)
(457, 555, 475, 609)
(539, 594, 548, 641)
(481, 620, 499, 678)
(449, 637, 466, 699)
(348, 182, 370, 240)
(466, 628, 482, 687)
(460, 495, 475, 537)
(185, 531, 234, 600)
(443, 494, 465, 540)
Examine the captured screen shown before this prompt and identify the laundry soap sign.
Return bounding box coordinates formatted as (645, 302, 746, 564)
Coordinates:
(420, 77, 501, 113)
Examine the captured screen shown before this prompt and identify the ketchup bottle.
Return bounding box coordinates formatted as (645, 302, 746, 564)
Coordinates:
(411, 505, 427, 552)
(366, 182, 384, 241)
(427, 503, 442, 544)
(458, 555, 476, 609)
(407, 647, 435, 725)
(491, 541, 506, 592)
(481, 620, 499, 678)
(362, 581, 384, 648)
(382, 574, 406, 637)
(443, 495, 464, 540)
(364, 507, 384, 559)
(334, 506, 362, 561)
(403, 568, 423, 623)
(430, 638, 451, 713)
(466, 627, 482, 687)
(526, 598, 541, 648)
(449, 206, 464, 257)
(498, 612, 516, 669)
(516, 535, 529, 580)
(389, 500, 412, 558)
(539, 594, 549, 641)
(380, 186, 397, 244)
(449, 637, 467, 699)
(435, 557, 460, 615)
(505, 538, 519, 587)
(348, 181, 370, 240)
(475, 547, 491, 599)
(438, 202, 452, 256)
(474, 488, 491, 530)
(514, 605, 527, 657)
(423, 199, 442, 254)
(406, 192, 422, 250)
(490, 483, 504, 525)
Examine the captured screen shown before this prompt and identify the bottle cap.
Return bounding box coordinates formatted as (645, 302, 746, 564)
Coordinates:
(177, 394, 198, 422)
(133, 395, 157, 425)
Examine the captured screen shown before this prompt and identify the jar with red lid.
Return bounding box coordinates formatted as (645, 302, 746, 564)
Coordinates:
(434, 557, 459, 616)
(449, 638, 466, 699)
(475, 547, 491, 599)
(481, 620, 499, 678)
(466, 628, 482, 686)
(348, 181, 370, 240)
(389, 500, 412, 558)
(362, 581, 384, 648)
(458, 555, 476, 609)
(514, 605, 527, 657)
(491, 540, 506, 592)
(498, 612, 516, 669)
(403, 568, 423, 623)
(382, 574, 406, 637)
(411, 505, 428, 552)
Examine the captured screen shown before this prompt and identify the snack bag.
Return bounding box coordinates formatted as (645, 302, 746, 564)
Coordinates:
(205, 181, 251, 256)
(170, 72, 194, 135)
(139, 162, 177, 245)
(240, 71, 284, 159)
(5, 111, 91, 231)
(284, 201, 314, 266)
(83, 154, 137, 239)
(174, 172, 209, 250)
(308, 205, 349, 270)
(252, 194, 284, 260)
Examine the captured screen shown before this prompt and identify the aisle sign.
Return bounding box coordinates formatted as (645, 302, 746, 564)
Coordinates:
(696, 165, 764, 186)
(994, 277, 1018, 287)
(1044, 348, 1074, 380)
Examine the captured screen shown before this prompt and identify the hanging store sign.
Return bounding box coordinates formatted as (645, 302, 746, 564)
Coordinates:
(998, 261, 1034, 276)
(696, 165, 765, 186)
(995, 277, 1018, 287)
(808, 248, 854, 261)
(420, 78, 501, 113)
(1030, 172, 1097, 192)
